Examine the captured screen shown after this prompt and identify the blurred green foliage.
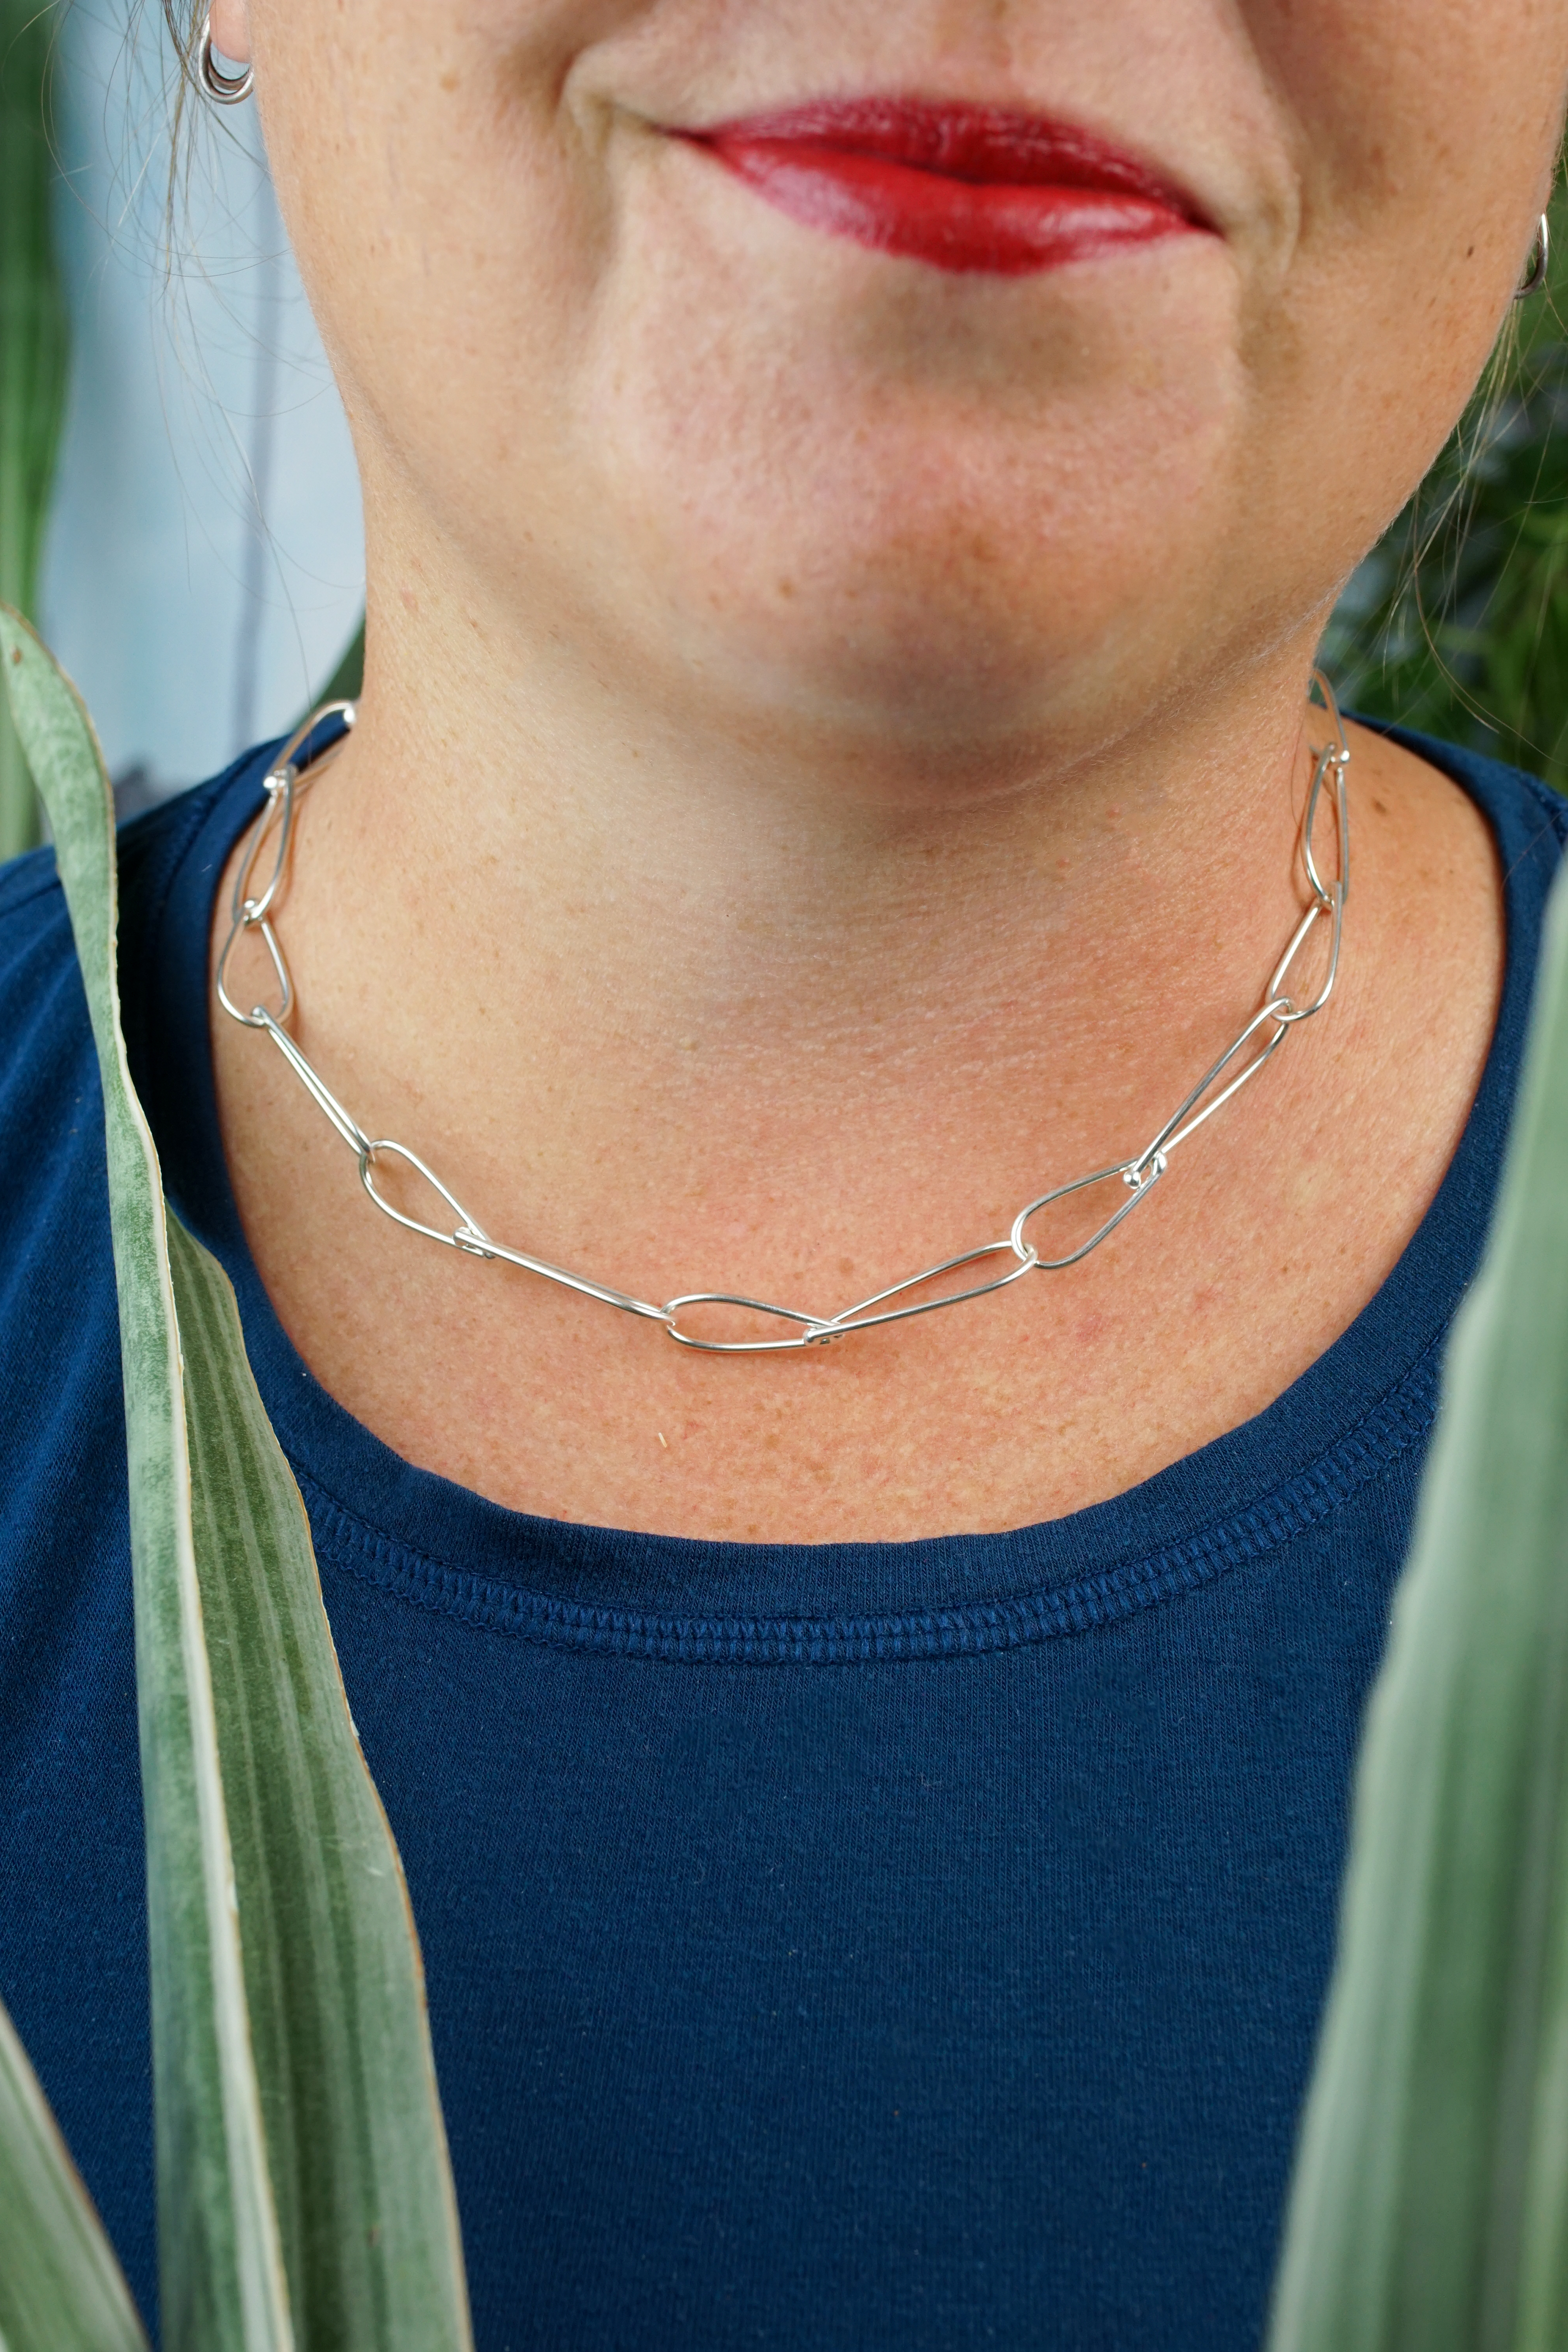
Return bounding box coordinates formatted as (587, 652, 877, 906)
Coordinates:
(0, 0, 68, 859)
(316, 615, 365, 709)
(1325, 188, 1568, 787)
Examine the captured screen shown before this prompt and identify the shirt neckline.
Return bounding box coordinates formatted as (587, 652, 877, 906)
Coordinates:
(121, 729, 1564, 1652)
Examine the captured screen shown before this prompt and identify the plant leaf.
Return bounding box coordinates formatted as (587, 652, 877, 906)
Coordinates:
(0, 0, 70, 858)
(0, 610, 472, 2350)
(1323, 182, 1568, 789)
(0, 1992, 150, 2352)
(0, 608, 294, 2352)
(0, 611, 291, 2352)
(166, 1213, 472, 2349)
(1267, 857, 1568, 2350)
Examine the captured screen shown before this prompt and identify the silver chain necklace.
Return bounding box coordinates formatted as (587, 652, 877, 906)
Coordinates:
(216, 679, 1349, 1354)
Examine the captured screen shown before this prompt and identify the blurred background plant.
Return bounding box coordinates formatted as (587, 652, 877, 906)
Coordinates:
(1, 0, 70, 859)
(1323, 179, 1568, 783)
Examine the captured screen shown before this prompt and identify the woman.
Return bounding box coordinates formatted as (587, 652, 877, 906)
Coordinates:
(3, 0, 1566, 2342)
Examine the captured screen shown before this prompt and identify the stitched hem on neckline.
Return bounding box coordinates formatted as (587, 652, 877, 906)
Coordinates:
(294, 1340, 1440, 1665)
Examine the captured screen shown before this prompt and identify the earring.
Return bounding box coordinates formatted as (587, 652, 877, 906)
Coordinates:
(1515, 213, 1550, 301)
(198, 13, 254, 104)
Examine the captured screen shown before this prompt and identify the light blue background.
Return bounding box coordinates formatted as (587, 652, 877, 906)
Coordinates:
(40, 1, 364, 794)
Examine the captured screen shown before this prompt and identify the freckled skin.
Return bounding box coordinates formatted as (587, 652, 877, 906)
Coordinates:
(203, 0, 1560, 1540)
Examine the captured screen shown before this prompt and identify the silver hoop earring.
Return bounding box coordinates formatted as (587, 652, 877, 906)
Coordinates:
(198, 14, 254, 104)
(1515, 213, 1550, 301)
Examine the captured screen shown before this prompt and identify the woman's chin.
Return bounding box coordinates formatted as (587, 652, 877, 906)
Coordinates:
(619, 511, 1202, 768)
(560, 329, 1239, 761)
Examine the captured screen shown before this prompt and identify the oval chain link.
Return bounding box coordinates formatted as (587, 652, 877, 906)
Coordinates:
(216, 678, 1349, 1352)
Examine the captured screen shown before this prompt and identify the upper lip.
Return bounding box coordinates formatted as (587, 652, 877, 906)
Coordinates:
(680, 96, 1210, 227)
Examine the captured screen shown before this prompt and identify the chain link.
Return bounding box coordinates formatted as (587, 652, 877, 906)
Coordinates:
(215, 680, 1350, 1353)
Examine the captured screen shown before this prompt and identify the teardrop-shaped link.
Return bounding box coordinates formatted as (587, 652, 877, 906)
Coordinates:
(1268, 868, 1344, 1025)
(359, 1139, 487, 1252)
(823, 1240, 1041, 1337)
(218, 703, 357, 1028)
(231, 769, 297, 932)
(216, 906, 293, 1030)
(1144, 996, 1292, 1162)
(213, 679, 1351, 1353)
(1011, 1158, 1166, 1272)
(229, 704, 355, 929)
(663, 1296, 837, 1353)
(1301, 740, 1349, 915)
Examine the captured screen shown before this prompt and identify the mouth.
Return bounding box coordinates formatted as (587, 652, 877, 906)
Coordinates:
(678, 96, 1213, 278)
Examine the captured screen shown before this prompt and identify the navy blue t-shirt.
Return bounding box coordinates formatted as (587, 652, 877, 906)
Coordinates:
(0, 734, 1563, 2350)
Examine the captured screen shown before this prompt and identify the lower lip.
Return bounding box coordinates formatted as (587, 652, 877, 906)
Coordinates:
(683, 108, 1204, 278)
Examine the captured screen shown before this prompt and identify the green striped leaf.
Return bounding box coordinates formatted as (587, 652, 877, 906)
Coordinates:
(1, 607, 291, 2352)
(0, 1994, 149, 2352)
(0, 609, 472, 2351)
(1268, 856, 1568, 2349)
(167, 1216, 471, 2347)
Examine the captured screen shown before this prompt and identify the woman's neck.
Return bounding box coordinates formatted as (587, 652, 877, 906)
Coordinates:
(210, 551, 1503, 1542)
(289, 571, 1322, 1253)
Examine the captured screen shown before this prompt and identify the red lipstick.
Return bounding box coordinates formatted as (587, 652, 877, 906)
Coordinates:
(682, 97, 1209, 277)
